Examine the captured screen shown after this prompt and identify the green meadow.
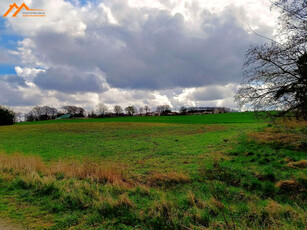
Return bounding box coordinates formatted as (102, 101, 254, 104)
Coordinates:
(0, 113, 306, 229)
(17, 112, 258, 125)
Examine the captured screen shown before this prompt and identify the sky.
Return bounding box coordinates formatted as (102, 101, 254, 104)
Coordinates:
(0, 0, 279, 113)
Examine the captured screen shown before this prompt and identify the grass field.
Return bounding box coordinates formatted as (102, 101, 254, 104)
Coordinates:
(0, 113, 306, 229)
(17, 112, 260, 125)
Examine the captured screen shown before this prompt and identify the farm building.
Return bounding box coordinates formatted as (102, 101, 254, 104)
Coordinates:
(55, 114, 73, 120)
(187, 107, 229, 114)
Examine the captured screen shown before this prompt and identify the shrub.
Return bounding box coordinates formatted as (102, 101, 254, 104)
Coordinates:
(0, 106, 14, 126)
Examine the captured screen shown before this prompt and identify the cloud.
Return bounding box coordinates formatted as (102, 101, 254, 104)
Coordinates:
(17, 6, 260, 91)
(0, 47, 19, 64)
(2, 0, 86, 37)
(0, 78, 41, 106)
(0, 0, 278, 111)
(15, 66, 45, 82)
(1, 74, 27, 88)
(34, 66, 109, 93)
(191, 84, 239, 101)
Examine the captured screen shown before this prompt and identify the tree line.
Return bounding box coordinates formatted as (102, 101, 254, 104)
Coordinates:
(0, 103, 233, 125)
(2, 1, 305, 125)
(24, 104, 230, 122)
(24, 104, 173, 121)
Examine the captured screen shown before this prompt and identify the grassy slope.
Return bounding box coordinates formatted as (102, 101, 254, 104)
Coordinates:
(1, 113, 262, 162)
(18, 112, 260, 125)
(0, 113, 306, 229)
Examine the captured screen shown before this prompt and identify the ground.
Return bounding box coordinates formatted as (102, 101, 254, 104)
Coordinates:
(0, 113, 306, 229)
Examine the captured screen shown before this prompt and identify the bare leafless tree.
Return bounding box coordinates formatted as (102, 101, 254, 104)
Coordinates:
(114, 105, 123, 115)
(180, 106, 188, 115)
(31, 106, 44, 119)
(235, 0, 306, 119)
(125, 106, 137, 116)
(62, 106, 76, 114)
(96, 103, 109, 116)
(62, 106, 85, 117)
(156, 105, 171, 115)
(138, 107, 144, 115)
(42, 106, 58, 119)
(29, 106, 58, 120)
(144, 105, 151, 114)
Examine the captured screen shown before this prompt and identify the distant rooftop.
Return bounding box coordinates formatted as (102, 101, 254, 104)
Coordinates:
(187, 107, 226, 111)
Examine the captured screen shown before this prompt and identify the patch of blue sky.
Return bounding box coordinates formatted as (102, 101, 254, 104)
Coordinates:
(0, 17, 5, 30)
(0, 64, 16, 75)
(0, 33, 23, 49)
(65, 0, 93, 6)
(0, 18, 23, 50)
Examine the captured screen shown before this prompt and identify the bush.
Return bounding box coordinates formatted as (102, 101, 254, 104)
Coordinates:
(0, 106, 14, 126)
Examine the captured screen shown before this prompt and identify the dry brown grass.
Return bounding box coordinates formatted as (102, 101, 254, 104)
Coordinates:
(264, 199, 307, 228)
(0, 153, 192, 189)
(149, 196, 174, 219)
(187, 190, 206, 209)
(287, 160, 307, 169)
(276, 180, 300, 192)
(278, 119, 307, 129)
(265, 199, 282, 217)
(210, 197, 225, 210)
(146, 171, 190, 187)
(248, 132, 301, 145)
(0, 152, 130, 187)
(117, 193, 135, 208)
(248, 119, 307, 149)
(0, 152, 45, 173)
(49, 159, 129, 186)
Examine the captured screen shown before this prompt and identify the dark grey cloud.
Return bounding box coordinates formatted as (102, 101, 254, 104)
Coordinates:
(0, 79, 41, 106)
(1, 74, 27, 88)
(193, 87, 226, 101)
(27, 5, 267, 93)
(34, 66, 108, 93)
(191, 84, 239, 101)
(0, 0, 277, 111)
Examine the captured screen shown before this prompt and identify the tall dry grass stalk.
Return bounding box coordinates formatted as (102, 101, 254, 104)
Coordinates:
(0, 152, 129, 186)
(0, 152, 45, 173)
(50, 159, 128, 186)
(0, 153, 192, 189)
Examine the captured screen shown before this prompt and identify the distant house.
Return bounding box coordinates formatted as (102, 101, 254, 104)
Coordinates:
(214, 108, 227, 114)
(166, 112, 180, 116)
(146, 112, 160, 116)
(187, 107, 229, 114)
(55, 114, 73, 120)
